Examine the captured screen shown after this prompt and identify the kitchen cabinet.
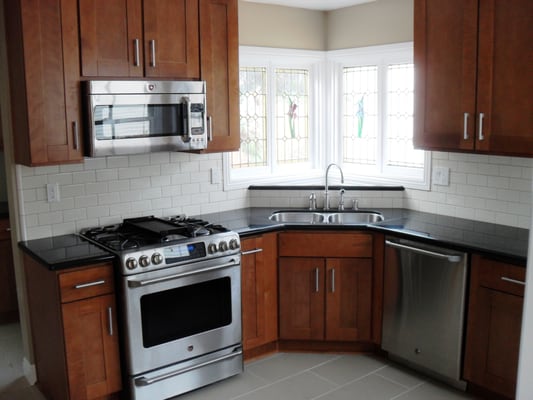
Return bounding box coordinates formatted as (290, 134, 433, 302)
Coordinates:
(278, 232, 373, 342)
(199, 0, 240, 152)
(413, 0, 533, 156)
(24, 257, 121, 400)
(78, 0, 199, 79)
(463, 254, 525, 399)
(0, 218, 17, 323)
(240, 233, 278, 357)
(4, 0, 84, 166)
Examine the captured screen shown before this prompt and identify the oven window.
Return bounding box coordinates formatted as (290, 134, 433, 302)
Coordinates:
(93, 104, 185, 139)
(140, 277, 232, 348)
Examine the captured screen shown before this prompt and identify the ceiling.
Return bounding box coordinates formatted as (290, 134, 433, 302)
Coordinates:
(243, 0, 376, 11)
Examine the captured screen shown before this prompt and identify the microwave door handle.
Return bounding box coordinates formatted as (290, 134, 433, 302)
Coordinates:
(182, 96, 192, 143)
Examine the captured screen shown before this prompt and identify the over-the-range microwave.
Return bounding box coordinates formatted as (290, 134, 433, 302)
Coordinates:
(83, 80, 208, 157)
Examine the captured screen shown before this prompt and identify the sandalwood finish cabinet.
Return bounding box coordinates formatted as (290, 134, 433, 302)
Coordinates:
(78, 0, 240, 153)
(5, 0, 84, 166)
(240, 233, 278, 357)
(463, 254, 526, 399)
(78, 0, 200, 78)
(278, 232, 376, 343)
(0, 218, 17, 323)
(24, 257, 121, 400)
(414, 0, 533, 156)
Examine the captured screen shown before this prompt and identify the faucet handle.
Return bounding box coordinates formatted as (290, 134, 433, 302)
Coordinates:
(309, 192, 317, 210)
(338, 188, 345, 210)
(352, 199, 359, 210)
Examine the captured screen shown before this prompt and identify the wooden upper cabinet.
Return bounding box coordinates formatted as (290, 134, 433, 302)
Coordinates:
(414, 0, 533, 157)
(79, 0, 200, 79)
(79, 0, 143, 77)
(5, 0, 84, 166)
(199, 0, 240, 152)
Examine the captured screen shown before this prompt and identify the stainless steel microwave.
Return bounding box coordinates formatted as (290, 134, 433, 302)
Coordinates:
(83, 80, 208, 157)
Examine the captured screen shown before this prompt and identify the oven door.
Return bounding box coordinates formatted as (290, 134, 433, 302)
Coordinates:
(86, 92, 207, 156)
(121, 254, 241, 376)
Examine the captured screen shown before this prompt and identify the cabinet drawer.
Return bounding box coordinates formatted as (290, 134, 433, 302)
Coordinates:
(59, 263, 114, 303)
(475, 255, 526, 297)
(279, 232, 373, 258)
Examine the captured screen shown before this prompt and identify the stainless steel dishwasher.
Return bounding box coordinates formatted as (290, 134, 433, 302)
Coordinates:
(382, 236, 468, 389)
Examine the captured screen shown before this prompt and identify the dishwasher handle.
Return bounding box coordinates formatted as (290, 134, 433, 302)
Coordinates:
(385, 240, 462, 263)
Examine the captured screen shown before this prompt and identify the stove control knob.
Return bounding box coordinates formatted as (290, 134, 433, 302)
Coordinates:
(218, 241, 228, 252)
(208, 243, 218, 254)
(229, 239, 240, 250)
(152, 252, 163, 265)
(125, 257, 137, 270)
(139, 255, 151, 268)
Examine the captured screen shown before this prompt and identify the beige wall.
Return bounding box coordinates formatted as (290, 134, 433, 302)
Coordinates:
(238, 1, 326, 50)
(238, 0, 413, 50)
(327, 0, 413, 49)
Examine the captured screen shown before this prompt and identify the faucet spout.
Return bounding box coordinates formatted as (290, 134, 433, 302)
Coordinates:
(324, 163, 344, 210)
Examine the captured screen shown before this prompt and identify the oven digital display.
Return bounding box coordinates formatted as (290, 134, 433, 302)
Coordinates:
(164, 242, 206, 264)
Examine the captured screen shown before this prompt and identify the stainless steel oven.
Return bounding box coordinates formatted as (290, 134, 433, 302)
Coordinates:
(83, 80, 208, 156)
(80, 216, 243, 400)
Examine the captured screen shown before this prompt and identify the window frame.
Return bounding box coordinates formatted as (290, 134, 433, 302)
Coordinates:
(224, 43, 430, 191)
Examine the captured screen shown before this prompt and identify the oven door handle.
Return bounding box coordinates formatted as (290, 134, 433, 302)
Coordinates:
(135, 347, 243, 387)
(127, 259, 239, 288)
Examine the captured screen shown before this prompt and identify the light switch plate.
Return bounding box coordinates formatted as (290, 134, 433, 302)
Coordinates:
(46, 183, 61, 202)
(432, 167, 450, 186)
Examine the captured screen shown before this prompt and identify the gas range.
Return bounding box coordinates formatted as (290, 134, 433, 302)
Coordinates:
(79, 215, 241, 276)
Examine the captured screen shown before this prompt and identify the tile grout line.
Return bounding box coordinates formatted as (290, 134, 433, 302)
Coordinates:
(389, 381, 427, 400)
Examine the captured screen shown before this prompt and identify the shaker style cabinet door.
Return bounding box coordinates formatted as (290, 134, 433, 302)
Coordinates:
(414, 0, 533, 156)
(5, 0, 84, 165)
(199, 0, 240, 152)
(78, 0, 144, 77)
(143, 0, 200, 78)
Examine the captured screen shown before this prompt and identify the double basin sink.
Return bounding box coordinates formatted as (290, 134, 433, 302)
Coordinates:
(269, 210, 384, 225)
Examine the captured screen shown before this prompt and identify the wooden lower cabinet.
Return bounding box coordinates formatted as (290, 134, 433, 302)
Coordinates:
(278, 232, 375, 343)
(463, 254, 526, 399)
(241, 233, 278, 356)
(25, 256, 121, 400)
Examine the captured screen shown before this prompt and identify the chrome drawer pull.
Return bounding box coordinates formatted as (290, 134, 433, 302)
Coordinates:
(133, 38, 140, 66)
(478, 112, 485, 140)
(74, 279, 105, 289)
(331, 268, 335, 293)
(501, 276, 525, 286)
(107, 307, 113, 336)
(149, 39, 156, 67)
(315, 268, 320, 292)
(463, 112, 469, 140)
(241, 248, 263, 255)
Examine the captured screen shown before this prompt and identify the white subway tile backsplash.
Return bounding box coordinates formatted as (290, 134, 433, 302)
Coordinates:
(16, 152, 531, 240)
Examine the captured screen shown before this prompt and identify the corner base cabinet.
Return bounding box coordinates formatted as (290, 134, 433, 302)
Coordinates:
(278, 232, 380, 343)
(24, 256, 121, 400)
(463, 254, 526, 399)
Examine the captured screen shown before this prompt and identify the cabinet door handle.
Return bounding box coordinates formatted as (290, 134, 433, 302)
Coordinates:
(107, 307, 114, 336)
(241, 248, 263, 255)
(478, 112, 485, 141)
(207, 116, 213, 141)
(463, 112, 469, 140)
(501, 276, 525, 286)
(72, 121, 79, 150)
(314, 268, 320, 292)
(133, 38, 140, 67)
(149, 39, 156, 67)
(74, 279, 105, 289)
(330, 268, 335, 293)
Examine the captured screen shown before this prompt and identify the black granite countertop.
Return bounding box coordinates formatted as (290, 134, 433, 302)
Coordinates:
(19, 234, 115, 270)
(19, 208, 529, 270)
(201, 207, 529, 265)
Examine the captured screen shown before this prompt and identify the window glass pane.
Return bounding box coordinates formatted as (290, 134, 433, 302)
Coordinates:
(386, 63, 423, 168)
(275, 68, 309, 164)
(342, 66, 378, 165)
(232, 67, 267, 168)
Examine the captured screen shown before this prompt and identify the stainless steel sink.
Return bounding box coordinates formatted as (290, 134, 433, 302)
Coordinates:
(268, 210, 384, 225)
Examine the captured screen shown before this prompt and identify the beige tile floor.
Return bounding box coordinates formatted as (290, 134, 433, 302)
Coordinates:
(1, 322, 479, 400)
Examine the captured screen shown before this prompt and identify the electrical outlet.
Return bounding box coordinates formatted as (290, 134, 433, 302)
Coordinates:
(432, 167, 450, 186)
(210, 168, 222, 184)
(46, 183, 60, 202)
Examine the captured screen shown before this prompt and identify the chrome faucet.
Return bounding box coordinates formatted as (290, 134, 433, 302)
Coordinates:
(324, 163, 344, 210)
